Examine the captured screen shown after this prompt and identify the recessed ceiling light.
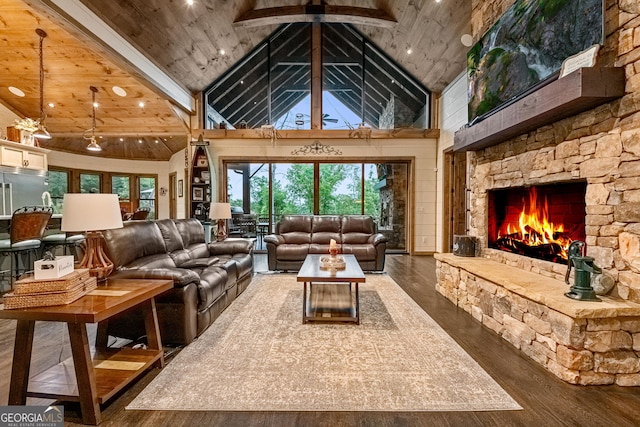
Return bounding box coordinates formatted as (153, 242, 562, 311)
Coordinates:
(461, 34, 474, 47)
(93, 102, 99, 108)
(407, 48, 412, 55)
(119, 138, 124, 142)
(186, 0, 194, 5)
(138, 101, 145, 108)
(155, 139, 159, 143)
(47, 102, 55, 108)
(435, 0, 442, 3)
(8, 86, 25, 97)
(219, 49, 226, 55)
(138, 139, 143, 143)
(112, 86, 127, 97)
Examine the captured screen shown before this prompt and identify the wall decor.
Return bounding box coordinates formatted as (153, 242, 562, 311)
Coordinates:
(291, 141, 342, 156)
(178, 179, 183, 198)
(193, 187, 204, 201)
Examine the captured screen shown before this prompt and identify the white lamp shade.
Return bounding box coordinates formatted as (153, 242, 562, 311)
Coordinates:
(61, 193, 124, 232)
(209, 202, 232, 220)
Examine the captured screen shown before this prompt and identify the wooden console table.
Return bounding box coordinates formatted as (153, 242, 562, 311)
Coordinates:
(0, 278, 173, 425)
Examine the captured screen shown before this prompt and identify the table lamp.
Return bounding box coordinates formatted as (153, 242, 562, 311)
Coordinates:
(61, 193, 124, 281)
(209, 202, 231, 241)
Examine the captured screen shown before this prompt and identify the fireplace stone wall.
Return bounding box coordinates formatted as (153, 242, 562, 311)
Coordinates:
(467, 0, 640, 304)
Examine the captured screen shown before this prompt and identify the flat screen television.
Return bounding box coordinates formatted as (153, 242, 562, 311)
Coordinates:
(467, 0, 604, 124)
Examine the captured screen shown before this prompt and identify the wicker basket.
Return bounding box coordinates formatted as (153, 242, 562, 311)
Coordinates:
(3, 276, 97, 310)
(12, 269, 91, 295)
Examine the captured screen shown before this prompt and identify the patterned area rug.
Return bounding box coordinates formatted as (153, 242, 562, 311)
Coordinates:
(127, 273, 521, 412)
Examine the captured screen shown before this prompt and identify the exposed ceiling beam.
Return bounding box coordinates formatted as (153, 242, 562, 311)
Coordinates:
(26, 0, 195, 113)
(234, 5, 396, 29)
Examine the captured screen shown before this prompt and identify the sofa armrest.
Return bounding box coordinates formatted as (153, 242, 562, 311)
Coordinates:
(209, 238, 255, 255)
(368, 233, 388, 246)
(264, 234, 284, 245)
(109, 267, 200, 287)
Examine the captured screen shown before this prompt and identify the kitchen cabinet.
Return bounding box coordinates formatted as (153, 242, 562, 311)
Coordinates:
(0, 139, 49, 171)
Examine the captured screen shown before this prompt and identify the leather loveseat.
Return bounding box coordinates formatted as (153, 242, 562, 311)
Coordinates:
(264, 215, 387, 271)
(102, 218, 254, 345)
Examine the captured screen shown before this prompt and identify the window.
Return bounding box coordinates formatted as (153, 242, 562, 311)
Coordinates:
(225, 161, 408, 251)
(49, 167, 157, 218)
(138, 176, 157, 219)
(204, 23, 430, 130)
(80, 173, 101, 193)
(47, 169, 68, 214)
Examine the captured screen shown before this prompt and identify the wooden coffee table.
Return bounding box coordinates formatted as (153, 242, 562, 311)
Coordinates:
(0, 278, 173, 425)
(297, 254, 365, 324)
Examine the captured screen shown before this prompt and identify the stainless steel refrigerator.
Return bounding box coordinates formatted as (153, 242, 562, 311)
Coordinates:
(0, 166, 48, 216)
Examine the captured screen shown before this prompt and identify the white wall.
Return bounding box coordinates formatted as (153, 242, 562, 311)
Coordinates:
(205, 137, 438, 253)
(436, 72, 469, 252)
(48, 151, 172, 219)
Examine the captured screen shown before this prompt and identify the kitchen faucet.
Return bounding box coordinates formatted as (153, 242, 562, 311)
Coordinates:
(42, 191, 52, 207)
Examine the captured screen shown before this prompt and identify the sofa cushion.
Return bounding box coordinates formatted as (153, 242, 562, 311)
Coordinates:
(156, 219, 185, 252)
(341, 244, 377, 261)
(104, 221, 168, 269)
(175, 218, 206, 247)
(215, 253, 252, 280)
(341, 215, 376, 244)
(122, 253, 176, 269)
(196, 266, 228, 310)
(311, 215, 341, 244)
(276, 244, 310, 261)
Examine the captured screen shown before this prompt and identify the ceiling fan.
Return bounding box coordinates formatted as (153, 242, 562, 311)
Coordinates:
(295, 113, 339, 126)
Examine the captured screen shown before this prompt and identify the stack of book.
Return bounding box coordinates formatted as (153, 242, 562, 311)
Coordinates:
(2, 269, 96, 309)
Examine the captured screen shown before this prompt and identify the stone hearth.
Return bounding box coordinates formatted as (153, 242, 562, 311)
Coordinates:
(435, 253, 640, 386)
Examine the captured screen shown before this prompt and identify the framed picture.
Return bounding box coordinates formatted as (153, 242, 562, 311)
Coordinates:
(196, 157, 208, 167)
(178, 179, 183, 197)
(201, 171, 210, 182)
(193, 187, 204, 201)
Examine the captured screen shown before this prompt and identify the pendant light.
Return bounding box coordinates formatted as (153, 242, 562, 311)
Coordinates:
(33, 29, 52, 140)
(85, 86, 102, 152)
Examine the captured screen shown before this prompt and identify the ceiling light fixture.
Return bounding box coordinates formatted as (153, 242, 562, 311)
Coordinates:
(138, 101, 145, 108)
(407, 48, 413, 55)
(8, 87, 25, 97)
(85, 86, 102, 152)
(219, 49, 226, 55)
(461, 34, 474, 47)
(186, 0, 194, 5)
(47, 102, 55, 108)
(112, 86, 127, 97)
(33, 29, 52, 140)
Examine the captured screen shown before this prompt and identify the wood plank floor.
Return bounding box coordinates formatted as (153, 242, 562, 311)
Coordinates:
(1, 254, 639, 426)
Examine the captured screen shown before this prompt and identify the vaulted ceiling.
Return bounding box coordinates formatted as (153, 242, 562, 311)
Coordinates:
(0, 0, 471, 160)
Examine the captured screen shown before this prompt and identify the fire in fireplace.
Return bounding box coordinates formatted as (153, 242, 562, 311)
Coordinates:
(488, 183, 587, 264)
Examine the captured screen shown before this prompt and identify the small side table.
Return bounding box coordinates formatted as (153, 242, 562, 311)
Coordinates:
(0, 278, 173, 425)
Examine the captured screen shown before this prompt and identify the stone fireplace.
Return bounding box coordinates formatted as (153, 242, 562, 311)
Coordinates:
(435, 0, 640, 386)
(488, 182, 587, 264)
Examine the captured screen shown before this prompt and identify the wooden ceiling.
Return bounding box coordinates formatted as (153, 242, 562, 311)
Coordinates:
(0, 0, 470, 160)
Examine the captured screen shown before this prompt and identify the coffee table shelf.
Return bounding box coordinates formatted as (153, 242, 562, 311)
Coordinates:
(297, 254, 365, 324)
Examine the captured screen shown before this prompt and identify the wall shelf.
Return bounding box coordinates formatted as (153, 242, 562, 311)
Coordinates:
(453, 67, 626, 152)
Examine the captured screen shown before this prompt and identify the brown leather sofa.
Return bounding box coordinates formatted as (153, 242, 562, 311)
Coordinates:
(102, 218, 254, 345)
(264, 215, 387, 271)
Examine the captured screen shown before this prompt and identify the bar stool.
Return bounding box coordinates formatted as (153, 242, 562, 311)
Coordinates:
(0, 206, 53, 292)
(41, 232, 86, 260)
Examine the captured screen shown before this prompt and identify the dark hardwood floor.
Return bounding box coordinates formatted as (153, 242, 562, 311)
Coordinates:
(1, 254, 639, 426)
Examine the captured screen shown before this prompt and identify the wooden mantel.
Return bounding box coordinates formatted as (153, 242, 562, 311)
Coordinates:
(453, 67, 626, 152)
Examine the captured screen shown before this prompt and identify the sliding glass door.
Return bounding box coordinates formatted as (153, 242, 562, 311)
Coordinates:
(225, 161, 408, 251)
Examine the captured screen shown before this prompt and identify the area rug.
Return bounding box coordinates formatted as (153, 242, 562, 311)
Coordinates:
(126, 273, 521, 412)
